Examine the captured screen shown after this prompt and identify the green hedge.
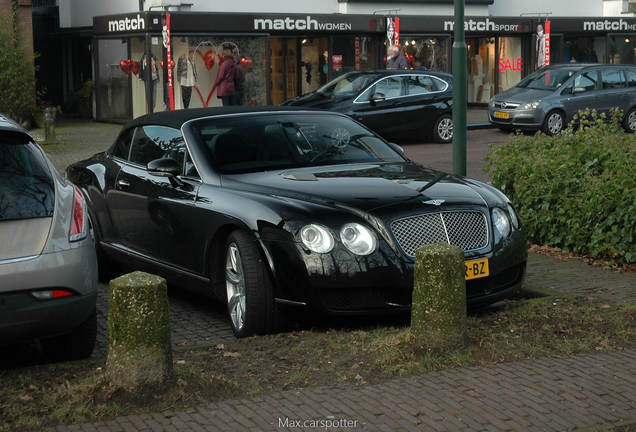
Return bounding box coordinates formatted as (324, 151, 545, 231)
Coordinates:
(485, 111, 636, 264)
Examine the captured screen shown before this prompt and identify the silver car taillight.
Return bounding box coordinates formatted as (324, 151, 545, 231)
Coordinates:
(31, 290, 74, 300)
(69, 186, 88, 242)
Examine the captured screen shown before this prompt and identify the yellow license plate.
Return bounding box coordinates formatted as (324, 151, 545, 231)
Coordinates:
(465, 258, 489, 280)
(494, 111, 510, 119)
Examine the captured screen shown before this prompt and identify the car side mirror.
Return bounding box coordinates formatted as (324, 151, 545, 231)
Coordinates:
(573, 87, 586, 94)
(148, 157, 182, 177)
(148, 157, 188, 188)
(372, 92, 386, 101)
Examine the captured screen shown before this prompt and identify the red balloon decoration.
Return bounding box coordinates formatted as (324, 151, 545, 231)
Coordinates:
(240, 58, 253, 72)
(204, 54, 215, 71)
(120, 59, 132, 76)
(132, 61, 139, 76)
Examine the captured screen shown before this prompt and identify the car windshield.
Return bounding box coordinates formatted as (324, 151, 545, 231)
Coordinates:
(316, 73, 380, 98)
(515, 67, 579, 91)
(0, 138, 55, 220)
(193, 113, 405, 174)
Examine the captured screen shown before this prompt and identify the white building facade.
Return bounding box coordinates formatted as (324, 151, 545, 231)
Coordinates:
(32, 0, 636, 121)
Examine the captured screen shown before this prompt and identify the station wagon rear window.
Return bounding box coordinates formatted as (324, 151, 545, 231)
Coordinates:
(0, 141, 54, 220)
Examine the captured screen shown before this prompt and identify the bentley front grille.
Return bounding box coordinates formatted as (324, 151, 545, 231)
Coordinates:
(391, 211, 488, 257)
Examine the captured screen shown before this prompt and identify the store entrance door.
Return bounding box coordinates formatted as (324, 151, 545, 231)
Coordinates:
(271, 38, 298, 105)
(271, 37, 329, 105)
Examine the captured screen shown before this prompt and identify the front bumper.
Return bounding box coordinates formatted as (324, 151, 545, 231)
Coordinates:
(488, 108, 543, 130)
(262, 229, 527, 320)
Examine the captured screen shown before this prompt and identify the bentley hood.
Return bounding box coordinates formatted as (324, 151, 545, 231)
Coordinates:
(222, 162, 496, 215)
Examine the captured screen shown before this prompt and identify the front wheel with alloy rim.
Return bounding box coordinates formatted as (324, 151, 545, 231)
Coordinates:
(433, 114, 453, 144)
(542, 111, 564, 136)
(224, 230, 282, 338)
(623, 108, 636, 133)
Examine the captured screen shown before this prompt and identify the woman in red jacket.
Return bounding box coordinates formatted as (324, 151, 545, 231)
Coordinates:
(215, 49, 239, 106)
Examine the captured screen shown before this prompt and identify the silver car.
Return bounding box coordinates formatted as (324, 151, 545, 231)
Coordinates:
(489, 63, 636, 136)
(0, 113, 98, 362)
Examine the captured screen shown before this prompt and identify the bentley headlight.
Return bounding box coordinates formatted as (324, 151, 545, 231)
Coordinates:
(340, 223, 377, 256)
(300, 224, 334, 253)
(521, 99, 542, 110)
(507, 203, 520, 230)
(492, 207, 511, 238)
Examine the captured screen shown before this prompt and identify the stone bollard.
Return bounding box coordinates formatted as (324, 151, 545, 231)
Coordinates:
(106, 271, 175, 401)
(43, 108, 59, 144)
(410, 242, 467, 354)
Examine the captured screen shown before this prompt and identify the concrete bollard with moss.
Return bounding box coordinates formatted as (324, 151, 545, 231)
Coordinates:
(106, 271, 175, 400)
(410, 242, 467, 354)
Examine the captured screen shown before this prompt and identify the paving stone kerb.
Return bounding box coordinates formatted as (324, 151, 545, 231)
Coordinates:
(38, 119, 636, 432)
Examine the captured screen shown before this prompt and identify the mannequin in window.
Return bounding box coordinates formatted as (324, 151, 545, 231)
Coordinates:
(140, 53, 160, 109)
(177, 53, 197, 109)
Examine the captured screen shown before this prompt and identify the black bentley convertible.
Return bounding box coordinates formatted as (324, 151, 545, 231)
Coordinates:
(67, 106, 527, 338)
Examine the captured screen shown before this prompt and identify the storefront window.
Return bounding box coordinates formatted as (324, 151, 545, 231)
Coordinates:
(401, 37, 449, 72)
(166, 36, 267, 110)
(610, 36, 636, 64)
(467, 38, 496, 104)
(332, 36, 380, 78)
(300, 37, 329, 95)
(563, 36, 606, 63)
(497, 37, 522, 93)
(99, 35, 268, 121)
(97, 39, 132, 121)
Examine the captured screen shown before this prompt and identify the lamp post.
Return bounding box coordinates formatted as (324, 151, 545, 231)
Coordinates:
(452, 0, 467, 176)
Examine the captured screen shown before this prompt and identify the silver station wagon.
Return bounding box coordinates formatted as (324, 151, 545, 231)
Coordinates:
(0, 113, 98, 362)
(489, 63, 636, 135)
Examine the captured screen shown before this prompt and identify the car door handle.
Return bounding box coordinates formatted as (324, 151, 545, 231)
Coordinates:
(117, 179, 130, 189)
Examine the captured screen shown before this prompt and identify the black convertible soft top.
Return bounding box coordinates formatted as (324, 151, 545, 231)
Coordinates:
(122, 105, 318, 131)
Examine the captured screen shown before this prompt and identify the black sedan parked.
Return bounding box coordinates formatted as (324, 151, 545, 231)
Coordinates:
(67, 107, 526, 338)
(281, 69, 454, 144)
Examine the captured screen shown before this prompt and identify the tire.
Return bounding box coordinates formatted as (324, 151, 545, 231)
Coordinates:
(542, 111, 564, 136)
(433, 114, 453, 144)
(40, 307, 97, 362)
(623, 108, 636, 133)
(224, 230, 282, 338)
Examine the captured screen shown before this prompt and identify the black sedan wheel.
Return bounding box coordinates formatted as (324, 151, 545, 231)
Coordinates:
(225, 230, 281, 338)
(433, 114, 453, 144)
(542, 111, 564, 136)
(623, 108, 636, 133)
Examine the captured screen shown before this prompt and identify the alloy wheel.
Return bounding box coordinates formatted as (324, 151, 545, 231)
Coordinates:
(225, 242, 246, 332)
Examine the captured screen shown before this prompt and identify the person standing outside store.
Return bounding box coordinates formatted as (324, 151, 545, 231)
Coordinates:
(233, 53, 246, 106)
(387, 46, 408, 70)
(215, 48, 239, 106)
